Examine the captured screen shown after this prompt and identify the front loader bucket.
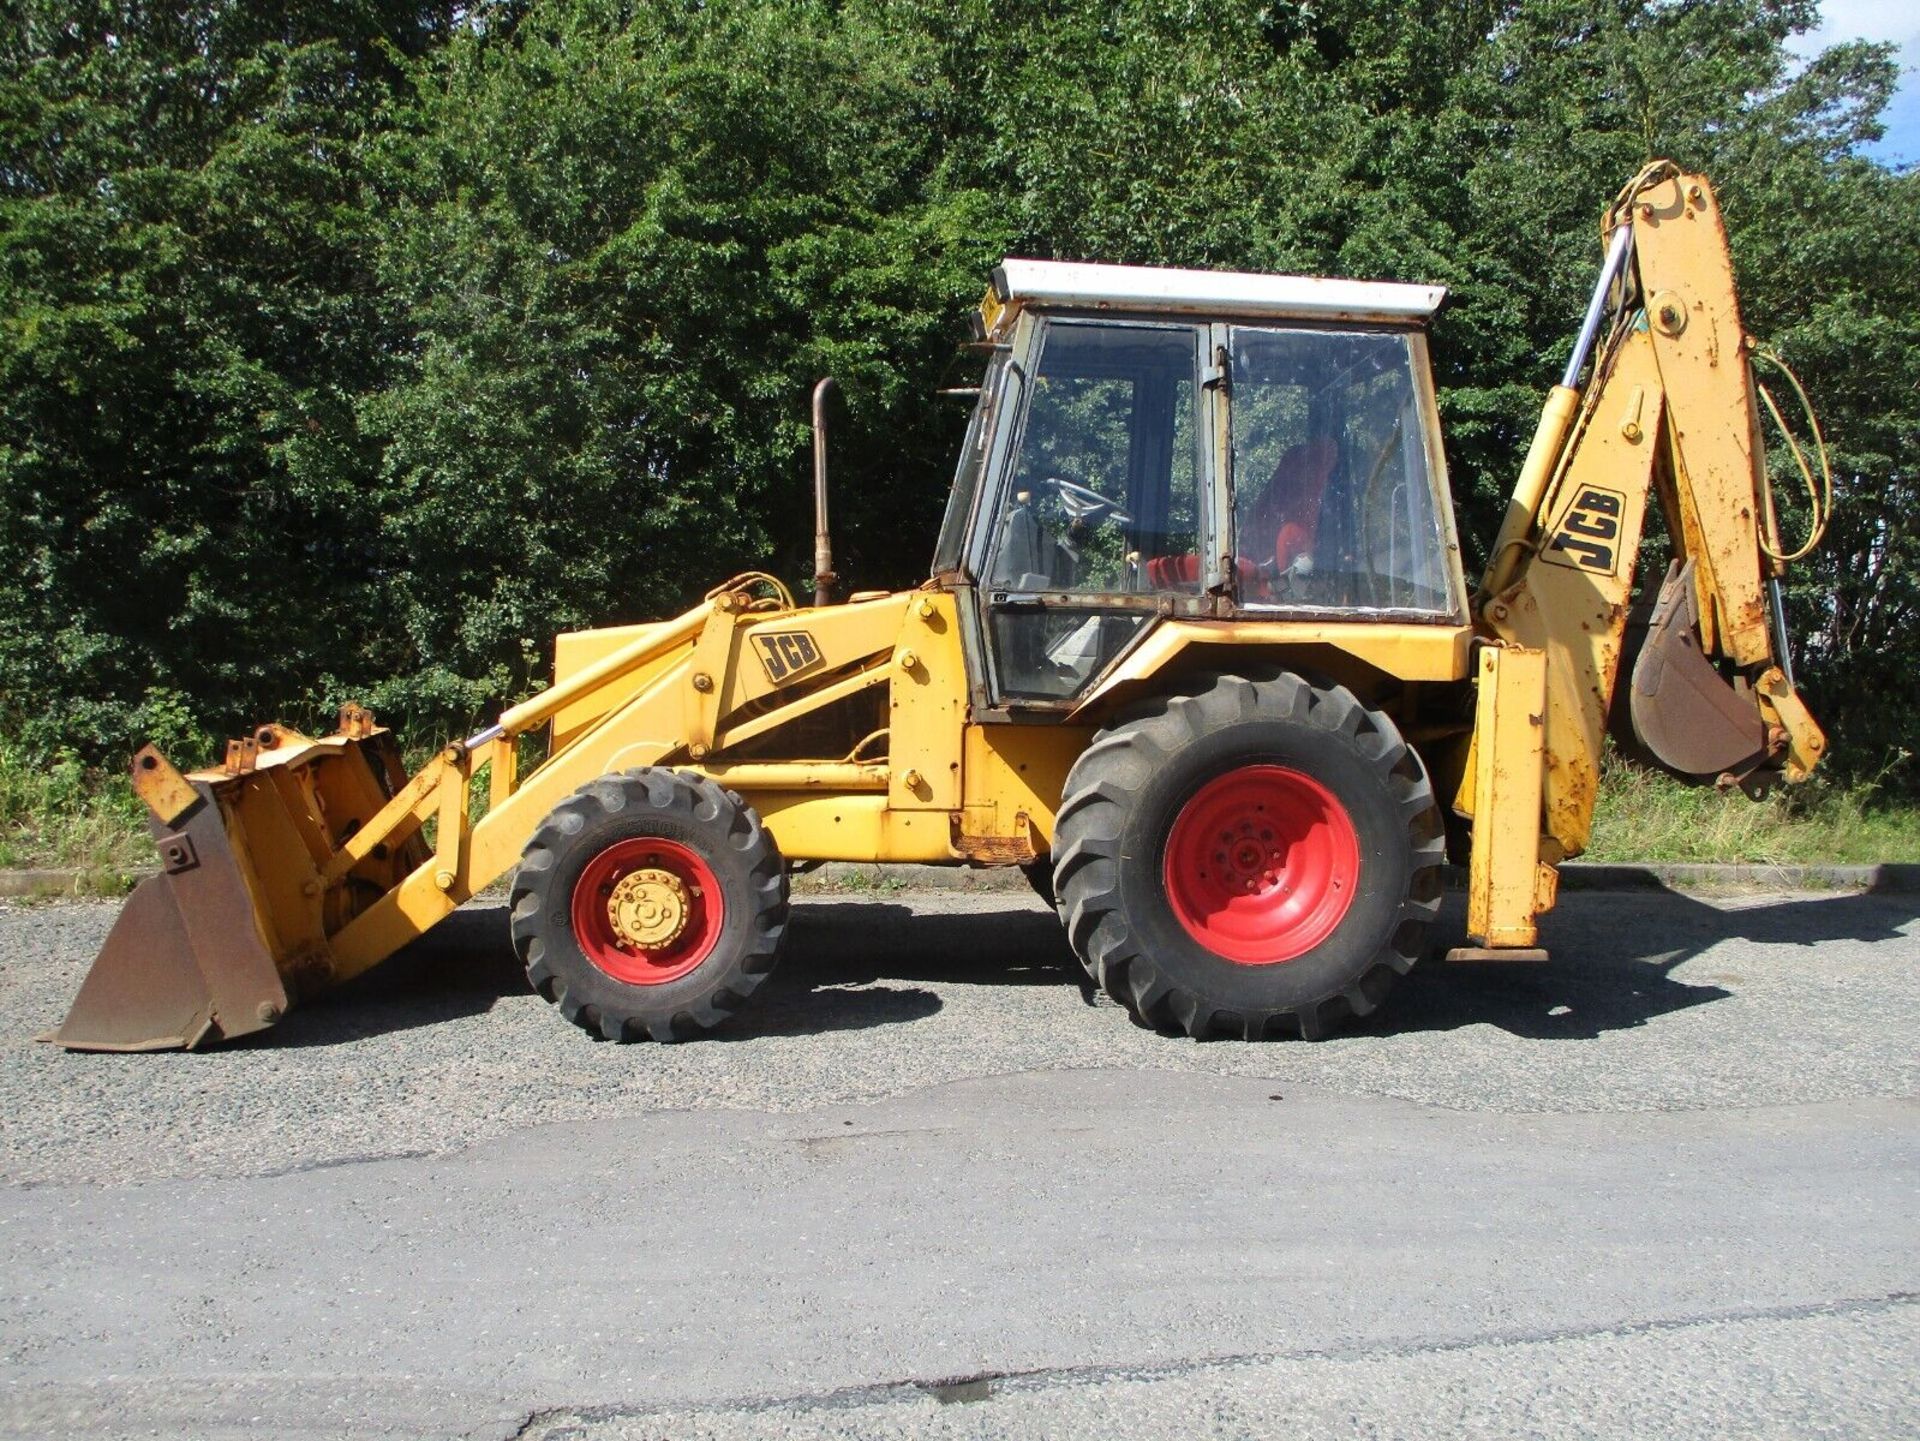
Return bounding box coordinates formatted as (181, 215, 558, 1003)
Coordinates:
(50, 718, 428, 1052)
(51, 796, 287, 1051)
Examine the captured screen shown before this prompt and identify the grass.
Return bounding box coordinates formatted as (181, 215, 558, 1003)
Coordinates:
(2, 737, 1916, 884)
(0, 745, 152, 879)
(1585, 749, 1920, 866)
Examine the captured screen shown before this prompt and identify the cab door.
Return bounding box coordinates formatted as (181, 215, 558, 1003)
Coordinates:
(968, 316, 1217, 708)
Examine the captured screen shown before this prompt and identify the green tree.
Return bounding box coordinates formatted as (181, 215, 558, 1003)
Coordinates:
(358, 0, 1014, 722)
(0, 1, 451, 755)
(0, 0, 1910, 790)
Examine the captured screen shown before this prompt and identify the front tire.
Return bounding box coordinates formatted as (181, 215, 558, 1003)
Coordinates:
(1054, 671, 1443, 1039)
(510, 769, 788, 1041)
(1024, 858, 1089, 977)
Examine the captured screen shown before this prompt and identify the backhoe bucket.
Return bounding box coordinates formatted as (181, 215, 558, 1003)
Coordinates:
(49, 717, 427, 1052)
(1620, 559, 1767, 782)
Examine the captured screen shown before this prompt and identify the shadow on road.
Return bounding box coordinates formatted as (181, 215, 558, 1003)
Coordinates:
(272, 898, 972, 1047)
(260, 883, 1913, 1048)
(259, 905, 525, 1047)
(1360, 885, 1917, 1041)
(785, 900, 1070, 988)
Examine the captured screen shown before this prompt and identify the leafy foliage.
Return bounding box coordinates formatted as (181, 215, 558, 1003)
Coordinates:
(359, 0, 1013, 720)
(0, 1, 453, 756)
(0, 0, 1912, 789)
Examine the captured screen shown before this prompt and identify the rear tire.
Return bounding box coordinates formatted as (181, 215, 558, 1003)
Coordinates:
(510, 769, 788, 1041)
(1054, 670, 1442, 1039)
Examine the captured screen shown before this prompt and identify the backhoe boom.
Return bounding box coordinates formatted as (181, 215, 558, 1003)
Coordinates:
(1459, 164, 1827, 950)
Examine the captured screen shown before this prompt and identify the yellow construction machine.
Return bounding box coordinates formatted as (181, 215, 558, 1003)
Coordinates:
(53, 163, 1830, 1050)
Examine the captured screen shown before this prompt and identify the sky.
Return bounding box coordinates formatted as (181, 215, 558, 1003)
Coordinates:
(1794, 0, 1918, 165)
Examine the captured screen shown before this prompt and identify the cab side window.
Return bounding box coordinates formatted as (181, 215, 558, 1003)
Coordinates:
(987, 322, 1204, 595)
(1227, 327, 1452, 614)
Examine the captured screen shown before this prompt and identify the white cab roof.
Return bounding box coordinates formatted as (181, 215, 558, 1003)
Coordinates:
(990, 258, 1445, 327)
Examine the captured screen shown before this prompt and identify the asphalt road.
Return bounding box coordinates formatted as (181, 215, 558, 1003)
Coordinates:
(1, 886, 1915, 1439)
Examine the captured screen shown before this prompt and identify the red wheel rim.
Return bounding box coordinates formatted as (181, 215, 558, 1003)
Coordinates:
(569, 837, 724, 986)
(1163, 766, 1359, 964)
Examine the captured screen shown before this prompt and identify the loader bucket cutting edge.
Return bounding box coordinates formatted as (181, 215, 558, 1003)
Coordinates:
(49, 784, 291, 1052)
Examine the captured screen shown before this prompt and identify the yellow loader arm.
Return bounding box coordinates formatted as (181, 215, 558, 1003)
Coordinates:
(1458, 163, 1828, 951)
(50, 573, 970, 1050)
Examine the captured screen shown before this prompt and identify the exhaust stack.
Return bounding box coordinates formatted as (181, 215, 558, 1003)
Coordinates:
(812, 376, 838, 607)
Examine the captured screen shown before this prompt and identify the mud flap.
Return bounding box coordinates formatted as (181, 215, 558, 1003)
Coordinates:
(1623, 559, 1766, 781)
(47, 790, 288, 1052)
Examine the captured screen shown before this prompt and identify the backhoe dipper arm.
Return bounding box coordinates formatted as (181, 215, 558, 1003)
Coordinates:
(1457, 164, 1827, 950)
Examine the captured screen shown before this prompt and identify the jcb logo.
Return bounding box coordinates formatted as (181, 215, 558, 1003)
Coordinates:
(753, 630, 824, 685)
(1542, 486, 1626, 575)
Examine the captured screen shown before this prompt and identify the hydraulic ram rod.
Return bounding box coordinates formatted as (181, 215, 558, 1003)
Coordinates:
(1483, 222, 1637, 597)
(1563, 222, 1635, 389)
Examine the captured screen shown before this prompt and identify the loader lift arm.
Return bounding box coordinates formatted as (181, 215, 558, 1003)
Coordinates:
(53, 570, 963, 1049)
(1456, 163, 1828, 953)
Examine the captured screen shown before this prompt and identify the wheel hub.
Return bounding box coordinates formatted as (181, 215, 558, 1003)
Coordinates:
(1220, 830, 1281, 892)
(606, 866, 692, 950)
(569, 836, 728, 987)
(1164, 765, 1359, 964)
(1212, 815, 1294, 896)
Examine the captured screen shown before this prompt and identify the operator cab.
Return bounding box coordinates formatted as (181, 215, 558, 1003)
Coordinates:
(933, 259, 1467, 709)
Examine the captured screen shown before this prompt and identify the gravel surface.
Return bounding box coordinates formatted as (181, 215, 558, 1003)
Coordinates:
(1, 887, 1915, 1440)
(2, 888, 1916, 1187)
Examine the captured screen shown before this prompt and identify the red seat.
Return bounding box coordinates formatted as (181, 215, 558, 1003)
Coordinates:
(1248, 436, 1339, 573)
(1147, 436, 1338, 594)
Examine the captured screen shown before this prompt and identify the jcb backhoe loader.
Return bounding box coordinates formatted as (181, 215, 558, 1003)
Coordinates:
(53, 162, 1829, 1051)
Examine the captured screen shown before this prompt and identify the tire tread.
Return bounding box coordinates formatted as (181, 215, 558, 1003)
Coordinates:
(1054, 669, 1443, 1040)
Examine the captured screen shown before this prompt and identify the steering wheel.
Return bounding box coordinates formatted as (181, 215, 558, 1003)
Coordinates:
(1044, 476, 1134, 527)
